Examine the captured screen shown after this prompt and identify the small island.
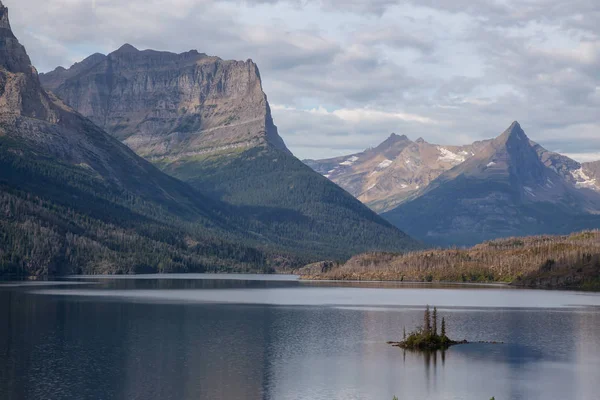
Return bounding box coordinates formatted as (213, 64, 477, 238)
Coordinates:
(388, 306, 466, 350)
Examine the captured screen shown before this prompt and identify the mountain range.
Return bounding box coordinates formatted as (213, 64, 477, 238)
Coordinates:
(0, 1, 417, 276)
(306, 122, 600, 246)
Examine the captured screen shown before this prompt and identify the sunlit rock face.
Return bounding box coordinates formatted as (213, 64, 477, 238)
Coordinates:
(40, 45, 290, 165)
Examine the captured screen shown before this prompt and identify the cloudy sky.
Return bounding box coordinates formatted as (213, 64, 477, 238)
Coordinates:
(6, 0, 600, 161)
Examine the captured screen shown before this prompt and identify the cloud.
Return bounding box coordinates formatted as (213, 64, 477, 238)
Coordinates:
(3, 0, 600, 162)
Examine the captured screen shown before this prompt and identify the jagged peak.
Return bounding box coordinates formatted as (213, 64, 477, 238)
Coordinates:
(415, 137, 426, 144)
(505, 121, 525, 137)
(0, 1, 54, 121)
(0, 1, 33, 74)
(382, 132, 410, 144)
(184, 49, 206, 57)
(63, 52, 106, 70)
(113, 43, 139, 54)
(0, 1, 10, 30)
(496, 121, 529, 145)
(372, 133, 412, 158)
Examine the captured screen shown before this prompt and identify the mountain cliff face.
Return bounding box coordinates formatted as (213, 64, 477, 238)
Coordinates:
(304, 134, 491, 212)
(382, 122, 600, 245)
(40, 46, 289, 164)
(37, 41, 419, 260)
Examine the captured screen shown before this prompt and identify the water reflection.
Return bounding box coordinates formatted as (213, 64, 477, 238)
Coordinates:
(1, 278, 600, 400)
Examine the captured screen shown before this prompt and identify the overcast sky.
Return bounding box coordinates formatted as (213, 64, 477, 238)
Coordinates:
(6, 0, 600, 161)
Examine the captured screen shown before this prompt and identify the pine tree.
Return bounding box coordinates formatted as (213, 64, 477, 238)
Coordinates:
(403, 327, 406, 340)
(424, 305, 431, 335)
(432, 307, 438, 336)
(441, 317, 446, 338)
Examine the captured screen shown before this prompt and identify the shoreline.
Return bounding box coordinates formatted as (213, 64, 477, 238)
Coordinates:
(299, 276, 600, 292)
(299, 277, 514, 288)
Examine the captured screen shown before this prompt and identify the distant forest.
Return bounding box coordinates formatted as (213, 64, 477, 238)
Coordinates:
(301, 231, 600, 290)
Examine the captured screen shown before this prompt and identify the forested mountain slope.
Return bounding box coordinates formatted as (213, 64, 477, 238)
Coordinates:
(39, 42, 419, 259)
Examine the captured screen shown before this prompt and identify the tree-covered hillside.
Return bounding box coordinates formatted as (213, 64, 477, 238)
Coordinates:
(164, 146, 420, 259)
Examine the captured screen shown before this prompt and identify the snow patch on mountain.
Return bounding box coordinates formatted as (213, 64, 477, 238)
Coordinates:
(438, 147, 466, 164)
(340, 156, 359, 166)
(572, 168, 598, 190)
(487, 162, 496, 167)
(378, 159, 393, 169)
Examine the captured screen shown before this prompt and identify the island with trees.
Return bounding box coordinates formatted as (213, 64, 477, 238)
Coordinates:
(388, 306, 466, 351)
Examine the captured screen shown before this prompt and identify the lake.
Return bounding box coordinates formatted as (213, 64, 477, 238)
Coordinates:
(1, 274, 600, 400)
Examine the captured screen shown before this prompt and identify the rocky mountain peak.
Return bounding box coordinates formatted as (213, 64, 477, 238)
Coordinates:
(0, 1, 33, 74)
(0, 1, 10, 29)
(389, 133, 409, 140)
(374, 132, 412, 152)
(497, 121, 528, 144)
(114, 43, 139, 54)
(0, 1, 54, 120)
(40, 52, 108, 92)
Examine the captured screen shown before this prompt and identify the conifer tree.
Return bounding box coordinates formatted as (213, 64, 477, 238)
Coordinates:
(403, 327, 406, 340)
(441, 317, 446, 338)
(432, 307, 438, 336)
(424, 305, 431, 334)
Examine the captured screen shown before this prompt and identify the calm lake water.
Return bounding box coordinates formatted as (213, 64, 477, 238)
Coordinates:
(1, 274, 600, 400)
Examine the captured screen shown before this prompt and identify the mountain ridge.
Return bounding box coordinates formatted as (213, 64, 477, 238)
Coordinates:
(306, 121, 600, 246)
(383, 122, 600, 245)
(304, 132, 490, 212)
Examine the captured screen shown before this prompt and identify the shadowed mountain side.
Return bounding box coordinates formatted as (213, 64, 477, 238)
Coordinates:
(382, 123, 600, 246)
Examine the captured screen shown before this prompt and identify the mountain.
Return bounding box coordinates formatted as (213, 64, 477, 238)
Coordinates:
(40, 45, 289, 162)
(304, 133, 491, 212)
(34, 34, 418, 261)
(382, 122, 600, 245)
(0, 1, 281, 276)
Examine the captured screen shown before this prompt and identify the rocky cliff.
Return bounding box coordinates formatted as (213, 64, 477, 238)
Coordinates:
(40, 46, 289, 164)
